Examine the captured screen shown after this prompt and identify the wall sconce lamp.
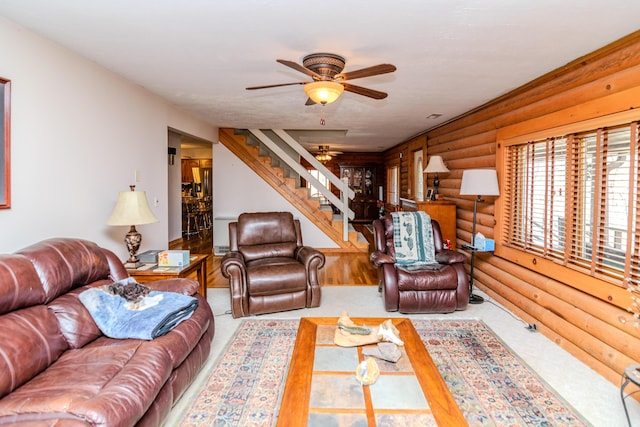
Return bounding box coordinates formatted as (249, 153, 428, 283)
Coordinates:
(168, 147, 177, 165)
(106, 185, 159, 268)
(423, 155, 450, 200)
(459, 169, 500, 304)
(304, 81, 344, 104)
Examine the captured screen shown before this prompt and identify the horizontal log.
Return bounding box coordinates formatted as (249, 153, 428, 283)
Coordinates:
(476, 258, 639, 366)
(473, 260, 635, 384)
(480, 281, 624, 386)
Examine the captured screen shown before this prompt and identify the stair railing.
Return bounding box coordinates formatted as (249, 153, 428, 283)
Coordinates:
(249, 129, 355, 241)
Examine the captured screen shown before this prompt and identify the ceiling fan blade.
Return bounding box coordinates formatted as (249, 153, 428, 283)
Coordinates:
(336, 64, 396, 81)
(342, 83, 388, 100)
(305, 97, 316, 106)
(277, 59, 322, 79)
(246, 82, 304, 90)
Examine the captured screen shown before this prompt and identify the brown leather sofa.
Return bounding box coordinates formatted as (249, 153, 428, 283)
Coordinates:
(370, 215, 469, 313)
(221, 212, 325, 318)
(0, 238, 214, 426)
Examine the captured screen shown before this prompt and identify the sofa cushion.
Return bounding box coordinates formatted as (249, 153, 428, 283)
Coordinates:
(16, 238, 111, 303)
(396, 264, 459, 291)
(0, 305, 69, 398)
(0, 254, 46, 314)
(48, 284, 107, 349)
(246, 257, 307, 295)
(0, 337, 174, 426)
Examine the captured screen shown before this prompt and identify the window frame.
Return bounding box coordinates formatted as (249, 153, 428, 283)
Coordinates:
(496, 108, 640, 309)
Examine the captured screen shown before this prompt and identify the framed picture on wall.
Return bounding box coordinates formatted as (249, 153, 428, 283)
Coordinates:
(425, 188, 434, 201)
(0, 77, 10, 209)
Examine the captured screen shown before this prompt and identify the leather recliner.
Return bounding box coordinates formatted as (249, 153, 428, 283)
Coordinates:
(370, 214, 469, 313)
(221, 212, 325, 318)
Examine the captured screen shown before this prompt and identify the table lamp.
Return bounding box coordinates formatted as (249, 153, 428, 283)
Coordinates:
(107, 185, 158, 268)
(423, 155, 450, 200)
(459, 169, 500, 303)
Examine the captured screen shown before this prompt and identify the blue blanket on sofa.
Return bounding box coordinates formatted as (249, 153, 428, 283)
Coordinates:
(79, 287, 198, 340)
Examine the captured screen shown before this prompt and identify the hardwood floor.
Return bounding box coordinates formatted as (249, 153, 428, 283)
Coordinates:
(169, 228, 378, 289)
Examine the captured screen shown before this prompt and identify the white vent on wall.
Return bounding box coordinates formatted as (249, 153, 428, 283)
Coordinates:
(214, 217, 236, 255)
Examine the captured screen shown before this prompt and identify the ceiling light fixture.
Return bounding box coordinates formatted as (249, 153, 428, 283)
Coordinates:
(304, 81, 344, 105)
(315, 153, 332, 163)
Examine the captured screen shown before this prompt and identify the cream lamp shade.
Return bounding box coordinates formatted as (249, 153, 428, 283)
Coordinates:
(423, 155, 450, 200)
(107, 188, 158, 226)
(304, 81, 344, 104)
(459, 169, 500, 197)
(107, 185, 158, 268)
(423, 155, 450, 174)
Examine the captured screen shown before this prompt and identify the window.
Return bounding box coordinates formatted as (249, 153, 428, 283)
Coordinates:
(387, 165, 399, 205)
(306, 169, 331, 202)
(502, 121, 640, 284)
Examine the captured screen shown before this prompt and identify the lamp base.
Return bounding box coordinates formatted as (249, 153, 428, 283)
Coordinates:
(124, 260, 142, 269)
(469, 293, 485, 304)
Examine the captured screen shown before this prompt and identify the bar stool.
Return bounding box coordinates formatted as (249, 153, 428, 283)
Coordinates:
(183, 198, 201, 239)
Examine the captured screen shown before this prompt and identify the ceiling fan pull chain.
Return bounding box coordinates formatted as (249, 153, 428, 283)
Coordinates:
(320, 105, 326, 126)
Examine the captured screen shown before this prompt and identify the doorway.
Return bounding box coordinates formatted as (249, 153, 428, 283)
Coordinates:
(168, 129, 214, 250)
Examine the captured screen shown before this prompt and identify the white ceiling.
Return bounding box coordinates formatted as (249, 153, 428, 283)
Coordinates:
(1, 0, 639, 152)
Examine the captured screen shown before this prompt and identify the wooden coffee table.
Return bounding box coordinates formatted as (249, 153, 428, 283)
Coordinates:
(277, 317, 467, 426)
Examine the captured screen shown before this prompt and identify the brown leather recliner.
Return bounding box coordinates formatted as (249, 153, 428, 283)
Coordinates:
(370, 215, 469, 313)
(221, 212, 325, 318)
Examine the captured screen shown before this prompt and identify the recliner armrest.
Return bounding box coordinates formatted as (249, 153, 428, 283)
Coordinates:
(220, 251, 247, 277)
(296, 246, 326, 270)
(435, 250, 467, 265)
(370, 251, 395, 268)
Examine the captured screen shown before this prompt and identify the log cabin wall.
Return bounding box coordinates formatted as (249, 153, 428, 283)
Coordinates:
(387, 30, 640, 385)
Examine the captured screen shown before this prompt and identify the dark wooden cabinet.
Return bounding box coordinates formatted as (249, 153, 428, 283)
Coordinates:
(181, 159, 211, 183)
(340, 165, 379, 221)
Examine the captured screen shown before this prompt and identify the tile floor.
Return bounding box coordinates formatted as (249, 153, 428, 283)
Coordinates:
(165, 287, 640, 426)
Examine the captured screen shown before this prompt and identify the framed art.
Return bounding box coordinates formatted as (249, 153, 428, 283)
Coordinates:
(425, 188, 434, 201)
(0, 78, 9, 209)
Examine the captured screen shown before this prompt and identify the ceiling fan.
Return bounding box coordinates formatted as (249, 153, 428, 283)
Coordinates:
(246, 53, 396, 105)
(314, 145, 343, 163)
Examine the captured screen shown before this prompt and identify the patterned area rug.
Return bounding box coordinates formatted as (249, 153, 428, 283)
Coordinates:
(179, 319, 589, 426)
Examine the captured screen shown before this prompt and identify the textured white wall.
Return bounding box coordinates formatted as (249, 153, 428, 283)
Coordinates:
(0, 17, 216, 256)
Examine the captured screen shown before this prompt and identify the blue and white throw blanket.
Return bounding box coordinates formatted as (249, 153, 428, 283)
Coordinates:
(391, 211, 436, 266)
(79, 285, 198, 340)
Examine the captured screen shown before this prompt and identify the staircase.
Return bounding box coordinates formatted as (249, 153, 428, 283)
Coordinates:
(218, 128, 368, 251)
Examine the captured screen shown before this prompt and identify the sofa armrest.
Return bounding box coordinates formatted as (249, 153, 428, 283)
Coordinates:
(435, 250, 467, 265)
(144, 278, 200, 295)
(370, 251, 395, 268)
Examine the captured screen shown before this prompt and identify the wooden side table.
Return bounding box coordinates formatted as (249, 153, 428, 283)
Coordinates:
(126, 253, 209, 299)
(416, 200, 457, 249)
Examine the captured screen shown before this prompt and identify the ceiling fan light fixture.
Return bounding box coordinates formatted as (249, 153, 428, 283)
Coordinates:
(315, 153, 332, 163)
(304, 81, 344, 104)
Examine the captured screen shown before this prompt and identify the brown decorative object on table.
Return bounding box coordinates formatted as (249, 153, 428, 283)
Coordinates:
(106, 185, 158, 268)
